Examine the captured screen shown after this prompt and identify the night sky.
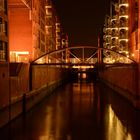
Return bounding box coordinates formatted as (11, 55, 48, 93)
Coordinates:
(52, 0, 110, 47)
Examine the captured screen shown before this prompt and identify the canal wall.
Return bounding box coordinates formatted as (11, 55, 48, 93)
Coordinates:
(99, 65, 140, 108)
(0, 63, 70, 128)
(0, 63, 9, 128)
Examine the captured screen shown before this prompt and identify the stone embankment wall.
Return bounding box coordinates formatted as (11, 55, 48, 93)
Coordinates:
(99, 65, 139, 107)
(0, 63, 70, 128)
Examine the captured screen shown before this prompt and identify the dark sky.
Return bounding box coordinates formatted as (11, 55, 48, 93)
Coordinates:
(52, 0, 110, 47)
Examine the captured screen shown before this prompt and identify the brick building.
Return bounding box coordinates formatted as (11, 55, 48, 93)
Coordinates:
(45, 0, 56, 53)
(8, 0, 46, 62)
(103, 0, 139, 63)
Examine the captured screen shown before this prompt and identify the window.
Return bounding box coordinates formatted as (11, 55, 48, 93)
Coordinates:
(0, 41, 7, 62)
(0, 17, 2, 34)
(4, 21, 8, 36)
(135, 30, 138, 50)
(0, 0, 4, 12)
(4, 0, 7, 14)
(135, 0, 138, 29)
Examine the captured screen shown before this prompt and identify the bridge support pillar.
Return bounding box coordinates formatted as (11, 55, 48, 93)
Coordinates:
(97, 48, 104, 71)
(98, 48, 102, 64)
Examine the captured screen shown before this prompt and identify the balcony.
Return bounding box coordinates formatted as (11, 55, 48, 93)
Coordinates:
(111, 38, 118, 46)
(112, 29, 119, 37)
(119, 29, 128, 39)
(119, 17, 128, 27)
(119, 6, 128, 15)
(112, 20, 119, 28)
(119, 40, 128, 51)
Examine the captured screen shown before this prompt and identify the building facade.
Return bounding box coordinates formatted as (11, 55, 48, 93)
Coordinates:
(0, 0, 9, 123)
(45, 0, 56, 53)
(103, 0, 139, 63)
(8, 0, 64, 63)
(103, 0, 140, 96)
(130, 0, 139, 62)
(61, 33, 69, 62)
(45, 0, 63, 63)
(55, 19, 61, 50)
(0, 0, 8, 62)
(8, 0, 46, 62)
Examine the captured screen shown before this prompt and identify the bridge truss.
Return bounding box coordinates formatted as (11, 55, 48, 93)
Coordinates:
(31, 46, 136, 67)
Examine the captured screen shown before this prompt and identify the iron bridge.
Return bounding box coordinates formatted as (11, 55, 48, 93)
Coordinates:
(31, 46, 136, 67)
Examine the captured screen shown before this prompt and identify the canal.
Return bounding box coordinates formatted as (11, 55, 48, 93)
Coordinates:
(0, 78, 140, 140)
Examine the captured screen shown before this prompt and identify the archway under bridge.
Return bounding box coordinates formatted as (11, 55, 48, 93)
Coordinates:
(29, 46, 137, 89)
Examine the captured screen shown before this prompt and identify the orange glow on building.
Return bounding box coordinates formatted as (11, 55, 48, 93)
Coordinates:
(103, 0, 140, 63)
(45, 0, 57, 52)
(8, 0, 46, 62)
(129, 0, 139, 62)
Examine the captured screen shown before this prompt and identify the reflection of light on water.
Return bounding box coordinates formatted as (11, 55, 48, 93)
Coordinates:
(78, 73, 87, 79)
(39, 95, 67, 140)
(78, 73, 80, 78)
(82, 73, 87, 79)
(106, 105, 132, 140)
(39, 135, 56, 140)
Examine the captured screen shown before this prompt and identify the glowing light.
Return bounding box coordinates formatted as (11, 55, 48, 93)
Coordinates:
(82, 73, 87, 79)
(111, 37, 119, 39)
(106, 28, 112, 30)
(127, 134, 132, 140)
(131, 54, 135, 57)
(106, 105, 133, 140)
(48, 59, 51, 63)
(119, 4, 129, 7)
(125, 51, 129, 54)
(106, 35, 111, 37)
(112, 59, 115, 63)
(10, 51, 29, 55)
(72, 65, 94, 69)
(119, 15, 129, 19)
(10, 51, 29, 63)
(119, 39, 128, 42)
(119, 27, 128, 30)
(111, 27, 119, 30)
(111, 18, 117, 22)
(37, 58, 43, 64)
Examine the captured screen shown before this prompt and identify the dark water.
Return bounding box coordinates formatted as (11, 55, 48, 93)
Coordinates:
(0, 79, 140, 140)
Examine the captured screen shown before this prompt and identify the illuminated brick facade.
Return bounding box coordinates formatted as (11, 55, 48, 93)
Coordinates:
(45, 0, 56, 52)
(8, 0, 46, 62)
(103, 0, 140, 63)
(61, 33, 69, 62)
(103, 0, 140, 99)
(129, 0, 138, 61)
(8, 0, 64, 62)
(0, 0, 8, 62)
(55, 19, 61, 50)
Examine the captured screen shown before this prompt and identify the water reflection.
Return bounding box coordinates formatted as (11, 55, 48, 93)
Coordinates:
(0, 81, 140, 140)
(98, 83, 140, 140)
(105, 105, 132, 140)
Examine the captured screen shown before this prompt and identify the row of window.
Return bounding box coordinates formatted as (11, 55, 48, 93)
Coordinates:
(0, 17, 8, 36)
(0, 0, 8, 63)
